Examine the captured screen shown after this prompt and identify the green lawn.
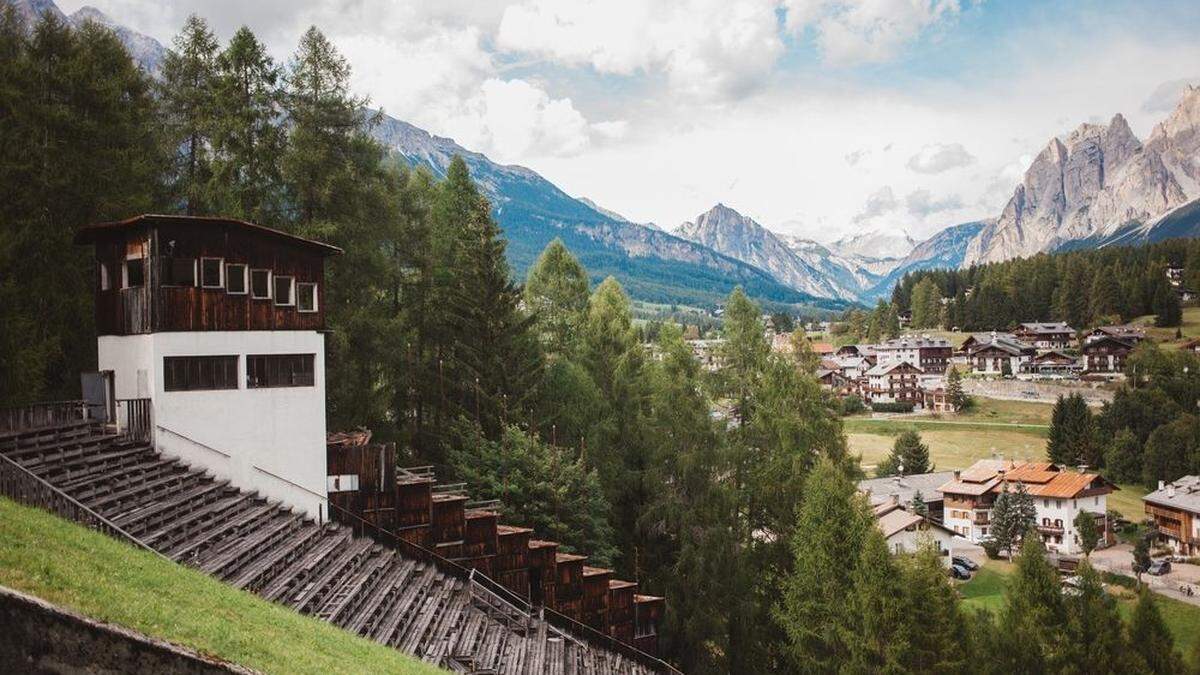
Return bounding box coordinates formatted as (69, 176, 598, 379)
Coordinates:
(958, 397, 1054, 426)
(958, 559, 1200, 663)
(1107, 483, 1150, 522)
(0, 497, 442, 675)
(1131, 306, 1200, 343)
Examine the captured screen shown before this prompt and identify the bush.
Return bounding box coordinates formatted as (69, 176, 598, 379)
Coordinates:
(840, 395, 866, 415)
(870, 401, 915, 413)
(981, 537, 1002, 560)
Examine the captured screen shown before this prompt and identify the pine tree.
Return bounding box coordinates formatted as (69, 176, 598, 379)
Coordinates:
(1154, 279, 1183, 328)
(1128, 588, 1185, 672)
(1063, 561, 1134, 672)
(718, 288, 770, 427)
(1047, 393, 1098, 467)
(1103, 429, 1142, 484)
(946, 366, 967, 410)
(844, 529, 910, 672)
(210, 26, 285, 222)
(778, 458, 873, 672)
(902, 541, 973, 670)
(995, 536, 1069, 671)
(524, 239, 590, 358)
(159, 15, 219, 214)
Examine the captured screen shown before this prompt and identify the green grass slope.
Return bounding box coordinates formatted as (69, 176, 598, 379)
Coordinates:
(0, 497, 443, 675)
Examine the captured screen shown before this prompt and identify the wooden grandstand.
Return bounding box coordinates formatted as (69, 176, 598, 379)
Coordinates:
(0, 403, 676, 674)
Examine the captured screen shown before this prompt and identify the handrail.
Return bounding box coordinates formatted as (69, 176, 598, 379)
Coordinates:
(157, 425, 231, 458)
(0, 400, 89, 435)
(0, 450, 169, 562)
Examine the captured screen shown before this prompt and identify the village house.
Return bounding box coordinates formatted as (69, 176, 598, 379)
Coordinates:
(1080, 334, 1136, 373)
(1020, 350, 1082, 378)
(863, 361, 924, 407)
(815, 368, 849, 390)
(875, 336, 953, 374)
(1013, 322, 1076, 350)
(959, 332, 1016, 354)
(687, 338, 725, 371)
(939, 459, 1116, 555)
(1143, 476, 1200, 556)
(966, 333, 1036, 375)
(1088, 324, 1146, 344)
(859, 471, 958, 523)
(832, 355, 870, 380)
(872, 498, 967, 557)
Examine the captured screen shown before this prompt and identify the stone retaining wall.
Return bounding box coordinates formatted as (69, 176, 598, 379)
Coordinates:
(0, 585, 255, 674)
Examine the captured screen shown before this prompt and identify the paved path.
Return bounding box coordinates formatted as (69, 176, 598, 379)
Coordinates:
(849, 417, 1048, 430)
(1090, 544, 1200, 606)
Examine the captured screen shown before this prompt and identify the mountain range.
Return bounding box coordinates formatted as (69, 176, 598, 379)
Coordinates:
(13, 0, 1200, 309)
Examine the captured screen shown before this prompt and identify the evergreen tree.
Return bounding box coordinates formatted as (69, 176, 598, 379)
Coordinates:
(995, 536, 1069, 671)
(1047, 393, 1099, 467)
(210, 26, 285, 222)
(902, 541, 973, 671)
(447, 424, 616, 565)
(1154, 279, 1183, 327)
(1103, 429, 1142, 484)
(1063, 561, 1134, 673)
(1128, 588, 1185, 673)
(844, 528, 910, 672)
(524, 239, 590, 358)
(990, 481, 1036, 558)
(946, 366, 967, 410)
(778, 458, 873, 672)
(909, 491, 929, 517)
(1141, 414, 1200, 490)
(910, 277, 942, 329)
(159, 15, 219, 214)
(717, 288, 770, 427)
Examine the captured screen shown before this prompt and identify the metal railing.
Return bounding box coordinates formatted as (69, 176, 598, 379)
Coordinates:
(0, 451, 166, 560)
(0, 401, 89, 435)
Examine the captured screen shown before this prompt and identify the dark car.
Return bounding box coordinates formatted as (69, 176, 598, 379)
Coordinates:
(952, 556, 980, 571)
(948, 564, 972, 580)
(1147, 560, 1172, 576)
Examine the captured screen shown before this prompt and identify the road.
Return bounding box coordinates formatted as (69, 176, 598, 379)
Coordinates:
(1090, 544, 1200, 607)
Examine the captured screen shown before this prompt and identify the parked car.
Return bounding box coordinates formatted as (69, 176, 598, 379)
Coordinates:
(948, 564, 972, 580)
(952, 556, 979, 571)
(1147, 559, 1172, 576)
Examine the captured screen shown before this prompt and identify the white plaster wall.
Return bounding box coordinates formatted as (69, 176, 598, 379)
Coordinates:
(887, 526, 963, 557)
(1035, 494, 1107, 556)
(98, 331, 328, 518)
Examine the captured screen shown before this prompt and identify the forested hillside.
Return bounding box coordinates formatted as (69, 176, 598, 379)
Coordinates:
(889, 238, 1197, 331)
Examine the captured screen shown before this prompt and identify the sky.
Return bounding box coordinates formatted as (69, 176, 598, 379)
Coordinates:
(58, 0, 1200, 243)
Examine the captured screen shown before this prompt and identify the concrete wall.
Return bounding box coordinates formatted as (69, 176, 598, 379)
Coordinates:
(0, 585, 253, 674)
(98, 331, 328, 517)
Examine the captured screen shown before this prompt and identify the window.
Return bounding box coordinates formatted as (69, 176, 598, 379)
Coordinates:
(163, 356, 239, 392)
(247, 354, 314, 388)
(251, 269, 271, 299)
(226, 264, 247, 294)
(274, 276, 294, 306)
(201, 257, 223, 288)
(161, 257, 196, 286)
(1043, 499, 1049, 508)
(297, 283, 317, 313)
(124, 258, 145, 288)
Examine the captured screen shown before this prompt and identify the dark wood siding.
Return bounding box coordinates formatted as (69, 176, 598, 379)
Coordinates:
(90, 220, 327, 335)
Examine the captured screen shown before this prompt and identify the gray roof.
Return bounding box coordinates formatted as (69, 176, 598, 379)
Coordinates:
(879, 336, 952, 349)
(1144, 475, 1200, 514)
(1017, 322, 1075, 334)
(859, 471, 957, 505)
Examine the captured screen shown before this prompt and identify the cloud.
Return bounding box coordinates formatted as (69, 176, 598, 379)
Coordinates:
(1142, 76, 1200, 113)
(443, 78, 614, 162)
(905, 189, 962, 216)
(496, 0, 784, 100)
(906, 142, 975, 174)
(782, 0, 967, 66)
(853, 185, 898, 223)
(844, 148, 868, 165)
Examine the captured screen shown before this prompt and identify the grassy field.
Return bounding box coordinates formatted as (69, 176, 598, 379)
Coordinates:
(0, 497, 441, 675)
(1108, 483, 1150, 522)
(847, 396, 1051, 470)
(958, 560, 1200, 662)
(1132, 306, 1200, 343)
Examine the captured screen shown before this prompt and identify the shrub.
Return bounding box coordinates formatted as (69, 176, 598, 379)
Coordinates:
(870, 401, 915, 413)
(840, 395, 866, 415)
(981, 537, 1002, 560)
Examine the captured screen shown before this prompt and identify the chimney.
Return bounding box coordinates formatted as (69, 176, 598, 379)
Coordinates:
(890, 494, 900, 506)
(1159, 480, 1166, 491)
(1168, 483, 1176, 498)
(953, 470, 961, 480)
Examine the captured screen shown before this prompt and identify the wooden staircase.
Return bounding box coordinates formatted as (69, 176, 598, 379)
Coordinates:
(0, 420, 672, 674)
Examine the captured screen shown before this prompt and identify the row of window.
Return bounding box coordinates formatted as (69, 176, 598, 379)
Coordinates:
(102, 258, 318, 312)
(163, 354, 315, 392)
